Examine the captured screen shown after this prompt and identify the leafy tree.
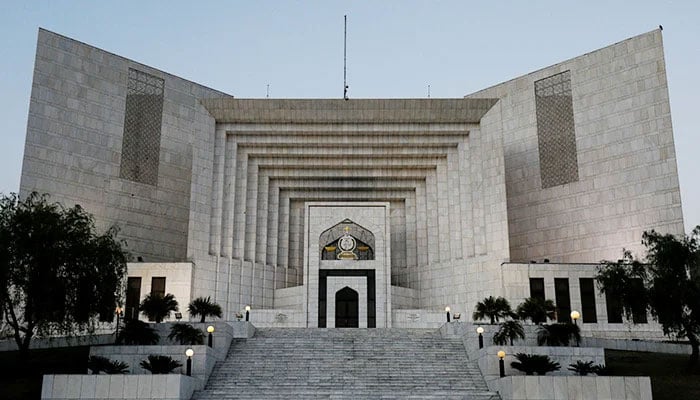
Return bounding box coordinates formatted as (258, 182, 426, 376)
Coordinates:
(116, 319, 160, 345)
(596, 250, 648, 321)
(0, 192, 128, 356)
(168, 323, 204, 345)
(536, 323, 581, 347)
(493, 320, 525, 346)
(139, 355, 182, 374)
(472, 296, 515, 324)
(596, 227, 700, 366)
(510, 353, 560, 375)
(139, 293, 178, 323)
(87, 355, 129, 374)
(187, 296, 222, 323)
(516, 297, 556, 325)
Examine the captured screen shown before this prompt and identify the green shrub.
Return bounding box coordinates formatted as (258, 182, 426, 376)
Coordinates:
(116, 319, 160, 345)
(536, 323, 581, 346)
(168, 323, 204, 345)
(568, 360, 596, 376)
(592, 364, 610, 375)
(87, 355, 129, 374)
(510, 353, 561, 375)
(139, 355, 182, 374)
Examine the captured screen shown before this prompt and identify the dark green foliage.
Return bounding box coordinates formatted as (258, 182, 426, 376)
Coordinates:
(536, 323, 581, 346)
(139, 293, 178, 323)
(116, 319, 159, 345)
(493, 320, 525, 346)
(168, 323, 204, 345)
(592, 364, 610, 376)
(187, 296, 223, 323)
(597, 227, 700, 366)
(139, 354, 182, 374)
(567, 360, 596, 376)
(0, 192, 128, 355)
(87, 355, 129, 374)
(596, 250, 649, 321)
(472, 296, 515, 324)
(516, 297, 556, 324)
(510, 353, 561, 375)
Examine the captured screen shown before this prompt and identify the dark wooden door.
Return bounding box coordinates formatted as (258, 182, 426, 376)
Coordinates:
(335, 287, 359, 328)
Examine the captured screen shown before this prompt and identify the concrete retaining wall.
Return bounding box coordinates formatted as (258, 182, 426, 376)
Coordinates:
(41, 374, 198, 400)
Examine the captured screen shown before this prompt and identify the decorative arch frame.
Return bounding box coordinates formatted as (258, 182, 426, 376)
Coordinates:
(319, 219, 375, 260)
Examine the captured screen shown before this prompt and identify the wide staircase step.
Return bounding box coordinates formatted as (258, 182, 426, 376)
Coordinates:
(192, 328, 500, 400)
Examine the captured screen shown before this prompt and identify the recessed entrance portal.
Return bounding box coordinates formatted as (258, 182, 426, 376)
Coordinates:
(335, 287, 359, 328)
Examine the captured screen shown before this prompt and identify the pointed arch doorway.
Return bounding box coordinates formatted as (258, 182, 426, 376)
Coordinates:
(335, 287, 359, 328)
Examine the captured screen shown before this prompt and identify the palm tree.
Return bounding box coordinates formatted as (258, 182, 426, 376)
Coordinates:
(510, 353, 561, 376)
(87, 356, 129, 374)
(516, 297, 556, 324)
(472, 296, 515, 324)
(536, 323, 581, 346)
(168, 323, 204, 345)
(493, 320, 525, 345)
(116, 319, 159, 345)
(139, 293, 179, 323)
(140, 355, 182, 374)
(188, 296, 223, 323)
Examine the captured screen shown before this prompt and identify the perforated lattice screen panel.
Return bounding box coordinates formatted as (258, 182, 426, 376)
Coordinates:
(119, 68, 164, 186)
(535, 70, 579, 189)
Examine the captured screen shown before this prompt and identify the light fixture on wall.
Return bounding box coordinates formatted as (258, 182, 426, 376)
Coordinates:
(497, 350, 506, 377)
(476, 326, 485, 349)
(445, 306, 451, 323)
(185, 348, 194, 376)
(207, 325, 215, 348)
(245, 305, 251, 321)
(175, 312, 182, 321)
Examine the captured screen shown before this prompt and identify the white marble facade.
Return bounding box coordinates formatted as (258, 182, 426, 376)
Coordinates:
(18, 29, 685, 333)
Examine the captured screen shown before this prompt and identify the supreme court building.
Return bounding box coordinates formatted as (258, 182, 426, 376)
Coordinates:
(19, 28, 684, 337)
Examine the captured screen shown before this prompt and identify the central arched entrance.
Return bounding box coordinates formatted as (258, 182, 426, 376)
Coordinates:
(335, 287, 359, 328)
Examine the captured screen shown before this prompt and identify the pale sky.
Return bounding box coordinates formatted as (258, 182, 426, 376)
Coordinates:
(0, 1, 698, 232)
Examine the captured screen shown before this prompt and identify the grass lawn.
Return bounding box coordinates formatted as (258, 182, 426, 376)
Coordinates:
(0, 346, 90, 400)
(605, 349, 700, 400)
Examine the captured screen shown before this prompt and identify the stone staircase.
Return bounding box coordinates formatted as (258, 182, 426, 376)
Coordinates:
(192, 328, 500, 400)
